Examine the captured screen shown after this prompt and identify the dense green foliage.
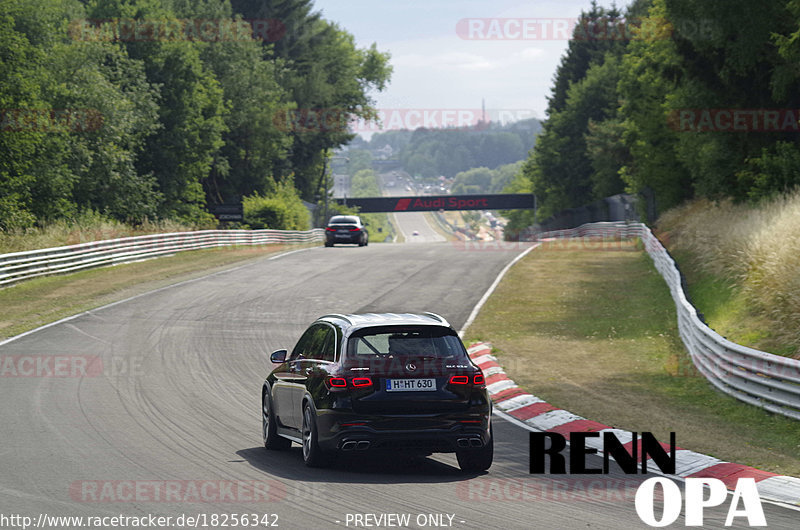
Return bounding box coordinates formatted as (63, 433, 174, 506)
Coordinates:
(0, 0, 391, 231)
(509, 0, 800, 228)
(243, 178, 309, 230)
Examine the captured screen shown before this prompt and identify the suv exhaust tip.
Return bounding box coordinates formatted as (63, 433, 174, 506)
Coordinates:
(341, 440, 371, 451)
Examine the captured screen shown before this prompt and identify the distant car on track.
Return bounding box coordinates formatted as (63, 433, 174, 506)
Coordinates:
(412, 230, 420, 236)
(324, 215, 368, 247)
(261, 313, 492, 471)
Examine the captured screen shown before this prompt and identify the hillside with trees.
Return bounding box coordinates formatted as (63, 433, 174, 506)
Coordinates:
(365, 118, 540, 178)
(450, 162, 524, 195)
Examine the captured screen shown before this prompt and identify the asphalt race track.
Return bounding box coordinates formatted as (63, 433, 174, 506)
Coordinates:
(392, 211, 445, 243)
(1, 241, 798, 529)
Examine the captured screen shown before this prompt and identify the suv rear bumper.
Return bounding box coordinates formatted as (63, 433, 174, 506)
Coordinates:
(326, 233, 362, 244)
(315, 410, 491, 454)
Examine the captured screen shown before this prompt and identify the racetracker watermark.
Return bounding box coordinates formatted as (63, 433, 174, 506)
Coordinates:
(456, 17, 712, 41)
(451, 237, 637, 252)
(0, 355, 102, 377)
(670, 109, 800, 132)
(69, 18, 286, 42)
(456, 478, 643, 502)
(0, 109, 103, 133)
(69, 480, 287, 503)
(451, 239, 536, 252)
(0, 354, 152, 379)
(272, 108, 537, 134)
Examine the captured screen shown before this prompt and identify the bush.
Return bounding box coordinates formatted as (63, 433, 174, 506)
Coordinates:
(243, 180, 310, 230)
(0, 195, 36, 231)
(737, 142, 800, 201)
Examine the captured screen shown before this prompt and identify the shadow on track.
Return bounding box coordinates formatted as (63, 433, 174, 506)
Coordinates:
(237, 447, 487, 484)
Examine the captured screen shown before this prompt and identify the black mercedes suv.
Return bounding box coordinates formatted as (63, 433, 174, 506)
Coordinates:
(261, 313, 492, 471)
(324, 215, 369, 246)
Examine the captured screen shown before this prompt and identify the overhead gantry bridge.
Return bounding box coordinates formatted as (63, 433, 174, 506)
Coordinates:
(334, 194, 535, 213)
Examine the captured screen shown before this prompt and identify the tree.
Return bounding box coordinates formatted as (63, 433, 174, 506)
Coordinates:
(230, 0, 392, 199)
(585, 117, 628, 198)
(198, 27, 293, 205)
(664, 0, 795, 203)
(617, 0, 690, 214)
(451, 168, 493, 195)
(526, 52, 625, 219)
(0, 2, 51, 229)
(547, 1, 626, 114)
(518, 1, 635, 221)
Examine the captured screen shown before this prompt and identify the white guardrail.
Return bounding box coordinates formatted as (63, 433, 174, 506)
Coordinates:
(0, 229, 324, 287)
(534, 221, 800, 421)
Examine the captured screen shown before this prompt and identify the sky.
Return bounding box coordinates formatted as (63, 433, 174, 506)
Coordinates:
(312, 0, 627, 129)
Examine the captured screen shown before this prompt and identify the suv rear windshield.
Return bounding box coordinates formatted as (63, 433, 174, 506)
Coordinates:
(347, 326, 467, 359)
(329, 216, 358, 224)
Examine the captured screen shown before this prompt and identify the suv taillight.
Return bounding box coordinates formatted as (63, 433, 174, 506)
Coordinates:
(449, 374, 485, 387)
(326, 376, 373, 389)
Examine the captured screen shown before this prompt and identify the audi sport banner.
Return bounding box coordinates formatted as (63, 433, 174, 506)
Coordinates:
(335, 194, 534, 213)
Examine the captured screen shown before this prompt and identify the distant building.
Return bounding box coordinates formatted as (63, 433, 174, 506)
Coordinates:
(373, 144, 393, 160)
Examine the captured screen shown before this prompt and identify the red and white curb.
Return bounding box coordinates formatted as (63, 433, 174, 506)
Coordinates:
(468, 342, 800, 507)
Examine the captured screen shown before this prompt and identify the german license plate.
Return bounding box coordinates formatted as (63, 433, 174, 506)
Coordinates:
(385, 378, 436, 392)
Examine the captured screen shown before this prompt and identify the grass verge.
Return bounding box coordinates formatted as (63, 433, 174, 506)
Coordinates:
(389, 213, 406, 243)
(465, 239, 800, 476)
(424, 212, 457, 241)
(0, 244, 304, 341)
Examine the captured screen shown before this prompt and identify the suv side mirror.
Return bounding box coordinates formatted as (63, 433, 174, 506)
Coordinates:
(270, 349, 288, 363)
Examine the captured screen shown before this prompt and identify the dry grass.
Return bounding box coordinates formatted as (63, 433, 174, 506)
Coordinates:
(0, 212, 199, 255)
(465, 241, 800, 476)
(658, 192, 800, 357)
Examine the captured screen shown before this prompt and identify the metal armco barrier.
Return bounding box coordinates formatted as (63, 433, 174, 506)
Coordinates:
(534, 221, 800, 421)
(0, 229, 324, 287)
